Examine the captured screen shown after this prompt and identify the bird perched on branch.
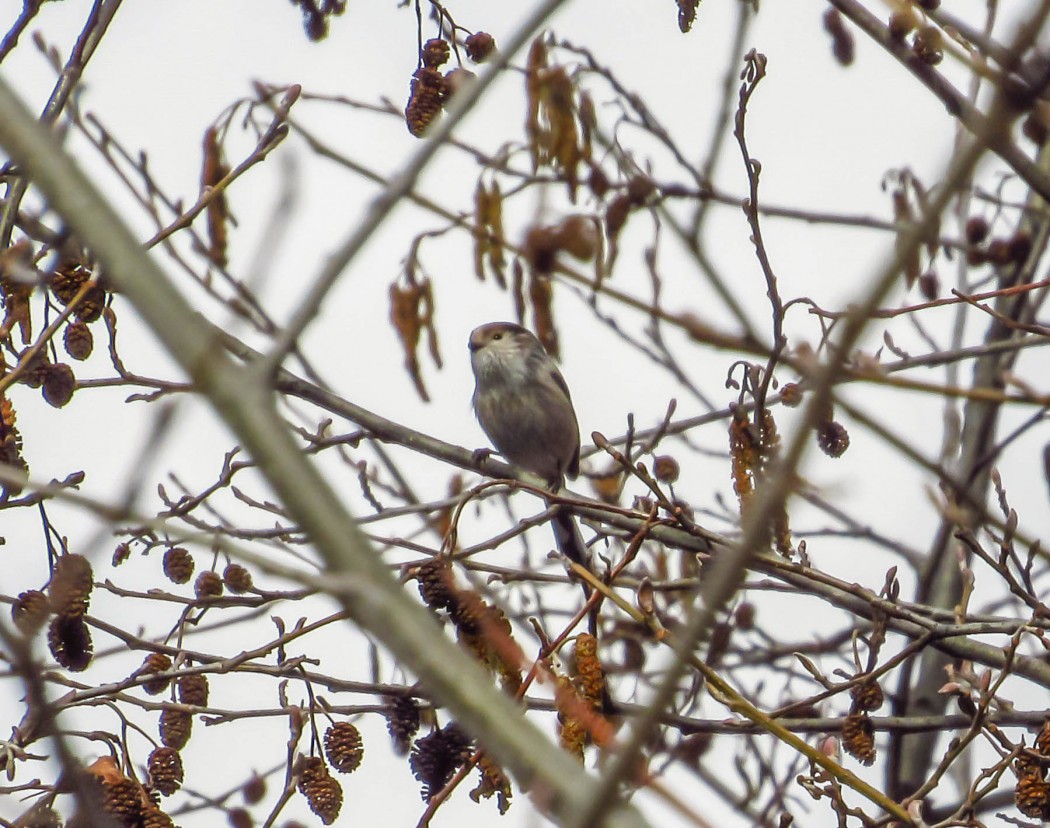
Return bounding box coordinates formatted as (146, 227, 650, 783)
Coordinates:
(468, 322, 591, 579)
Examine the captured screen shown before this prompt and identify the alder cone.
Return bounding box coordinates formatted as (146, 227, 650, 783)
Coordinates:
(12, 589, 49, 634)
(177, 672, 209, 707)
(387, 695, 421, 755)
(194, 570, 223, 599)
(850, 678, 884, 713)
(41, 362, 76, 408)
(223, 563, 253, 593)
(1036, 719, 1050, 756)
(141, 806, 176, 828)
(465, 31, 495, 62)
(64, 320, 93, 360)
(324, 722, 364, 774)
(48, 614, 93, 671)
(163, 547, 194, 584)
(102, 777, 143, 826)
(48, 553, 93, 616)
(141, 652, 173, 695)
(297, 757, 342, 825)
(841, 712, 875, 765)
(159, 705, 192, 750)
(1016, 772, 1050, 819)
(148, 746, 184, 796)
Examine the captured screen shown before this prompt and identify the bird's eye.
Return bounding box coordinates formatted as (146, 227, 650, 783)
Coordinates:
(492, 333, 502, 340)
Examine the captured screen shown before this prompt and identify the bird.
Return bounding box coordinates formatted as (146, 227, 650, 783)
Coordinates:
(468, 322, 591, 577)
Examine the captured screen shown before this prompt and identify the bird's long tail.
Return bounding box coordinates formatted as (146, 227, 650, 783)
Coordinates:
(552, 506, 592, 596)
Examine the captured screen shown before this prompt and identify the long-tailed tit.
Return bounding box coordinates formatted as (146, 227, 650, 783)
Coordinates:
(468, 322, 590, 572)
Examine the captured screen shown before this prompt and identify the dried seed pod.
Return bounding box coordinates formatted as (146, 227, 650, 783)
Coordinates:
(605, 193, 633, 241)
(1015, 772, 1050, 819)
(888, 8, 919, 39)
(48, 614, 93, 671)
(1023, 111, 1049, 146)
(48, 553, 93, 617)
(41, 362, 75, 408)
(780, 382, 804, 407)
(964, 216, 989, 245)
(159, 705, 192, 750)
(554, 215, 598, 261)
(1009, 231, 1033, 265)
(816, 420, 850, 458)
(841, 711, 875, 765)
(415, 557, 456, 611)
(734, 601, 756, 631)
(677, 0, 699, 32)
(626, 175, 657, 205)
(228, 808, 253, 828)
(421, 38, 450, 68)
(0, 397, 27, 495)
(410, 724, 472, 802)
(324, 722, 364, 774)
(102, 777, 144, 826)
(242, 773, 266, 804)
(12, 589, 49, 635)
(522, 225, 560, 275)
(73, 283, 107, 323)
(140, 653, 174, 695)
(919, 270, 939, 301)
(822, 8, 854, 66)
(112, 542, 131, 566)
(465, 31, 495, 63)
(1036, 719, 1050, 756)
(652, 455, 680, 484)
(141, 805, 176, 828)
(405, 67, 448, 137)
(148, 747, 184, 796)
(194, 570, 224, 600)
(985, 238, 1013, 266)
(64, 320, 94, 360)
(588, 165, 610, 199)
(223, 563, 253, 593)
(163, 547, 194, 584)
(850, 678, 885, 713)
(912, 25, 943, 65)
(386, 696, 421, 756)
(50, 260, 90, 305)
(178, 672, 209, 707)
(297, 756, 342, 825)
